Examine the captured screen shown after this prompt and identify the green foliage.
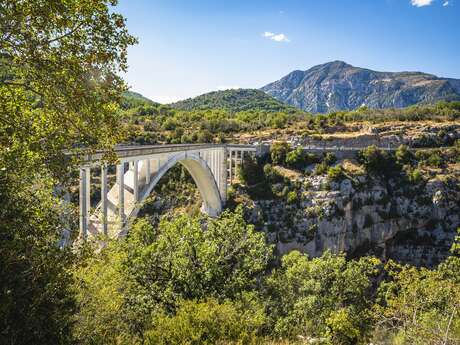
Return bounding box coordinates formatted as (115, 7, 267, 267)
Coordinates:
(170, 88, 300, 113)
(123, 207, 272, 322)
(358, 145, 399, 177)
(264, 251, 381, 343)
(286, 147, 308, 169)
(270, 141, 290, 165)
(324, 152, 338, 166)
(408, 168, 424, 185)
(327, 165, 344, 182)
(72, 242, 134, 344)
(144, 296, 265, 345)
(374, 260, 460, 345)
(395, 145, 413, 165)
(286, 191, 298, 204)
(324, 101, 460, 123)
(314, 161, 329, 175)
(0, 0, 135, 343)
(238, 155, 265, 186)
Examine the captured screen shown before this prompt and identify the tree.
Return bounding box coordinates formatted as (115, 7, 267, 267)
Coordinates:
(395, 144, 413, 165)
(119, 207, 273, 335)
(238, 155, 264, 186)
(357, 145, 397, 177)
(374, 261, 460, 345)
(0, 1, 136, 343)
(286, 147, 307, 169)
(270, 141, 290, 165)
(264, 251, 381, 343)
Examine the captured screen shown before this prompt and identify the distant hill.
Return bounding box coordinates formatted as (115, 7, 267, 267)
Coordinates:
(122, 91, 157, 109)
(261, 61, 460, 113)
(169, 88, 302, 113)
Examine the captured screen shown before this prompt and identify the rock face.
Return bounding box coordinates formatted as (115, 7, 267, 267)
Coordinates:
(261, 61, 460, 113)
(243, 174, 460, 267)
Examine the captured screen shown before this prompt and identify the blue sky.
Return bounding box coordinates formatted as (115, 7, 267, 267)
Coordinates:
(117, 0, 460, 103)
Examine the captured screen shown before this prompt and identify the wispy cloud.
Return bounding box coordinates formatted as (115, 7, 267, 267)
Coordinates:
(263, 31, 290, 43)
(410, 0, 435, 7)
(443, 1, 449, 6)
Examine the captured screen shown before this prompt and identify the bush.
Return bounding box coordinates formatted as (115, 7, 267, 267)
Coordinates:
(286, 147, 307, 169)
(270, 142, 290, 165)
(427, 152, 443, 168)
(286, 191, 298, 204)
(395, 144, 413, 165)
(408, 168, 423, 184)
(327, 165, 344, 181)
(145, 297, 265, 345)
(324, 152, 337, 166)
(239, 155, 265, 186)
(314, 161, 329, 175)
(358, 145, 398, 176)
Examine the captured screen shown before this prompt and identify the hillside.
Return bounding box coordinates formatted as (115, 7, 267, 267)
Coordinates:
(122, 90, 157, 109)
(169, 88, 302, 113)
(261, 61, 460, 113)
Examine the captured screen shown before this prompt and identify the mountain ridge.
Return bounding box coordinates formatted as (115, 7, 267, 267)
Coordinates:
(168, 88, 302, 113)
(261, 61, 460, 113)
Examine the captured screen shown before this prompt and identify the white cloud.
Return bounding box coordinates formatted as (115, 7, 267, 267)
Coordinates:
(411, 0, 435, 7)
(262, 31, 290, 42)
(443, 1, 449, 6)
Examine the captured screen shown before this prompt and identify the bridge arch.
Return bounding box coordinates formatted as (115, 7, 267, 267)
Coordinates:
(128, 151, 223, 225)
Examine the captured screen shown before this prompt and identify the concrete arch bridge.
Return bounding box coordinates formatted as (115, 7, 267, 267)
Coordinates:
(78, 144, 257, 239)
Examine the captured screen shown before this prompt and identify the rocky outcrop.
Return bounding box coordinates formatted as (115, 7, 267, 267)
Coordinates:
(261, 61, 460, 113)
(242, 174, 460, 267)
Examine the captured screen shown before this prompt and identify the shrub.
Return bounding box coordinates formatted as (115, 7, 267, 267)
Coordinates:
(427, 152, 443, 168)
(395, 144, 413, 165)
(327, 165, 344, 181)
(314, 161, 329, 175)
(408, 168, 423, 185)
(270, 142, 290, 165)
(145, 297, 265, 345)
(286, 191, 298, 204)
(358, 145, 398, 176)
(324, 152, 337, 166)
(286, 147, 307, 169)
(239, 155, 265, 186)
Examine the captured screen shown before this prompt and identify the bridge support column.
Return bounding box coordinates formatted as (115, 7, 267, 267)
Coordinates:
(116, 163, 125, 227)
(229, 150, 233, 184)
(133, 160, 139, 201)
(220, 147, 227, 203)
(101, 165, 108, 236)
(79, 167, 90, 240)
(146, 159, 151, 185)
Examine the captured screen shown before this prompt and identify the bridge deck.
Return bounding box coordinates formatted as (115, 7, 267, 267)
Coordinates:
(80, 143, 257, 163)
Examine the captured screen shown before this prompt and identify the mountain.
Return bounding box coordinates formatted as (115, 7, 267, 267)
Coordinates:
(261, 61, 460, 113)
(169, 88, 301, 113)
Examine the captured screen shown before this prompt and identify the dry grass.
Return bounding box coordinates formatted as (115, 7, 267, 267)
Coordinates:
(342, 159, 365, 175)
(273, 166, 303, 180)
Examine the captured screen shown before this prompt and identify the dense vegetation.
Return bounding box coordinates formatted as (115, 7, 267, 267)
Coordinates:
(169, 88, 300, 113)
(121, 89, 460, 146)
(72, 209, 460, 344)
